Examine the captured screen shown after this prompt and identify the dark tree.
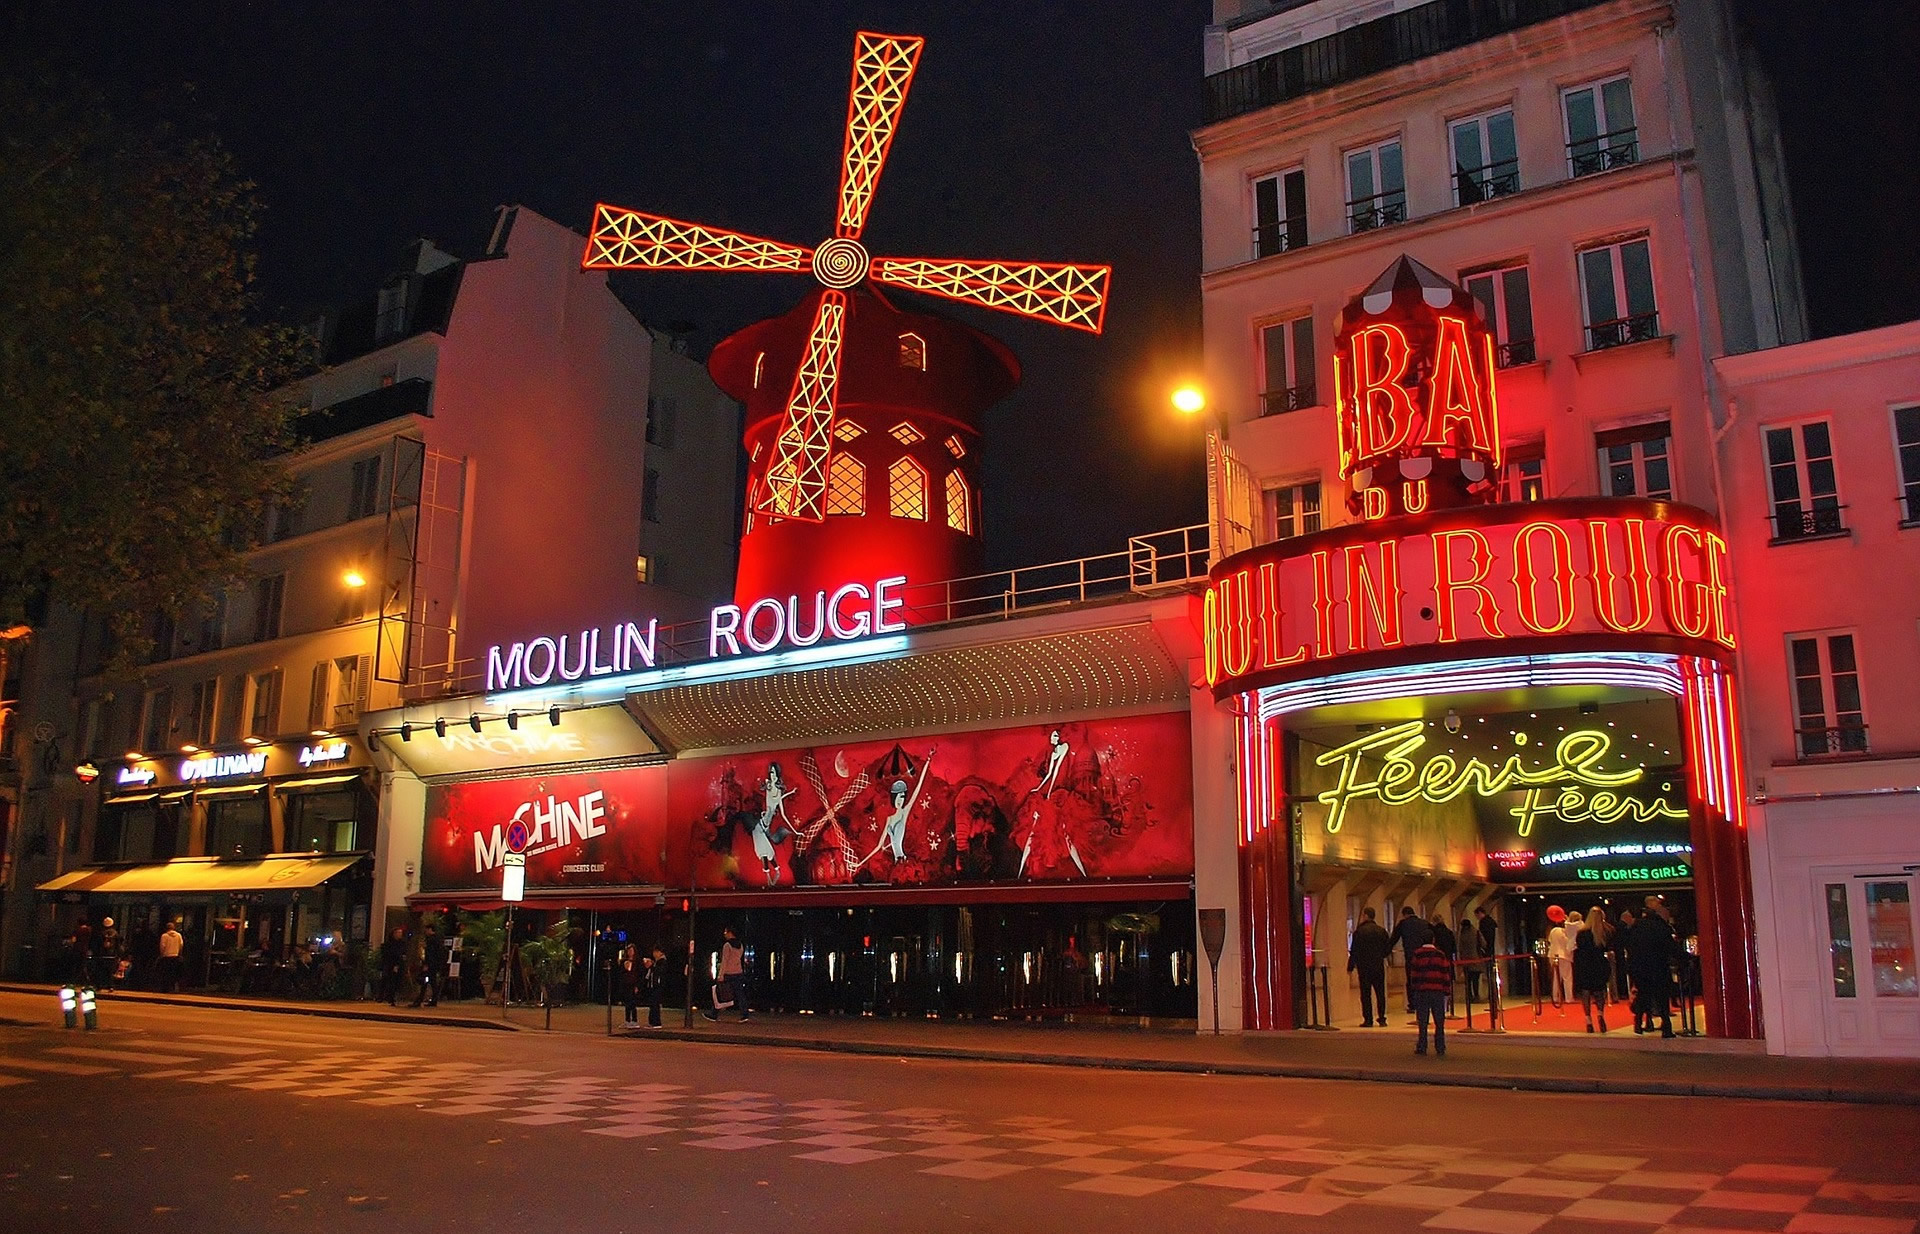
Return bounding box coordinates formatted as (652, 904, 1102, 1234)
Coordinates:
(0, 63, 296, 668)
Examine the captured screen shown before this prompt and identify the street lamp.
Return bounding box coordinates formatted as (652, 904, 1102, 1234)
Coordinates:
(341, 568, 367, 589)
(1171, 385, 1206, 416)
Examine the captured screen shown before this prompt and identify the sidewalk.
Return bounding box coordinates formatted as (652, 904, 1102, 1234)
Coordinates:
(6, 981, 1915, 1105)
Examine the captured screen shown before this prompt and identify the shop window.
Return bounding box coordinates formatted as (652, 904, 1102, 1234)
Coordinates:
(1345, 138, 1406, 233)
(1596, 421, 1672, 500)
(285, 787, 363, 853)
(888, 421, 924, 446)
(1564, 74, 1638, 177)
(1894, 405, 1920, 525)
(826, 454, 866, 516)
(1464, 263, 1536, 367)
(898, 332, 927, 370)
(186, 679, 219, 747)
(1765, 421, 1844, 541)
(1451, 107, 1519, 204)
(1264, 481, 1322, 541)
(347, 454, 382, 521)
(888, 457, 927, 520)
(1789, 631, 1868, 758)
(1259, 315, 1316, 415)
(945, 470, 973, 535)
(834, 420, 864, 442)
(252, 573, 285, 642)
(140, 688, 173, 753)
(247, 669, 282, 740)
(206, 794, 270, 857)
(1825, 884, 1857, 998)
(1253, 167, 1307, 257)
(1500, 444, 1547, 502)
(1578, 237, 1658, 350)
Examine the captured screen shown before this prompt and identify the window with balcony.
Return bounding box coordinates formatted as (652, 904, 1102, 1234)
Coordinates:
(1564, 75, 1638, 177)
(186, 679, 218, 747)
(1259, 315, 1317, 415)
(1451, 108, 1519, 205)
(1345, 139, 1407, 233)
(140, 688, 173, 753)
(309, 656, 366, 730)
(1463, 263, 1536, 367)
(1578, 237, 1659, 350)
(347, 454, 382, 521)
(1790, 632, 1868, 758)
(1894, 404, 1920, 524)
(1596, 421, 1672, 500)
(251, 574, 285, 643)
(1765, 421, 1845, 542)
(1264, 481, 1322, 541)
(247, 669, 282, 740)
(1253, 168, 1307, 258)
(1500, 443, 1547, 503)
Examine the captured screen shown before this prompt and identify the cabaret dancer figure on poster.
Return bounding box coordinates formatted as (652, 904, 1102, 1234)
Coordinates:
(1018, 729, 1088, 879)
(753, 762, 796, 885)
(859, 751, 934, 869)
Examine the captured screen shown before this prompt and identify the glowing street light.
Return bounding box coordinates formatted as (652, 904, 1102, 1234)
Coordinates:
(1171, 385, 1206, 416)
(341, 568, 368, 589)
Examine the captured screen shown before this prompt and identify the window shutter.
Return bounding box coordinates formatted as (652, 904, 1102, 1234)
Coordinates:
(308, 661, 331, 730)
(354, 655, 372, 707)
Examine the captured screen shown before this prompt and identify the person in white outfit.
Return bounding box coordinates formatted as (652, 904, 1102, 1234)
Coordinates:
(1547, 918, 1571, 1007)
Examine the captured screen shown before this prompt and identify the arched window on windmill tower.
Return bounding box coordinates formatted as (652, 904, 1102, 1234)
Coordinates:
(897, 332, 927, 370)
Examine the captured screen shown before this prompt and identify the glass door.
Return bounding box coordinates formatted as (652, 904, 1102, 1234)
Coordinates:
(1815, 869, 1920, 1056)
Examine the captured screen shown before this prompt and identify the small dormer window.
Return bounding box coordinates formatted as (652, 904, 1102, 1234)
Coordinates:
(898, 332, 927, 370)
(374, 281, 409, 343)
(888, 421, 924, 446)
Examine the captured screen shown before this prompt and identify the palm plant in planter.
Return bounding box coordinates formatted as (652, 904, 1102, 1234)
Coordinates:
(517, 918, 574, 1031)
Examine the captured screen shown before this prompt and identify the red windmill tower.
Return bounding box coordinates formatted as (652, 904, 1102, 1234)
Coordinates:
(584, 31, 1111, 614)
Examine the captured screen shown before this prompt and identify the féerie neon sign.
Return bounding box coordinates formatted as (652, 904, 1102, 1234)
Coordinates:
(484, 576, 907, 691)
(1313, 720, 1687, 836)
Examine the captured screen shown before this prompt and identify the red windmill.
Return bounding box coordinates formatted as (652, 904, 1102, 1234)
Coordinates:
(584, 31, 1111, 613)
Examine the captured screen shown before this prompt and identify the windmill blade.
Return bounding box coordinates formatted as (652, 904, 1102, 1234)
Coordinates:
(757, 291, 848, 523)
(834, 32, 925, 239)
(583, 204, 810, 272)
(870, 256, 1112, 333)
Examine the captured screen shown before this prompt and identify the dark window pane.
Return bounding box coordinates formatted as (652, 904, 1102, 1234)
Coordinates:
(1765, 427, 1797, 467)
(1501, 268, 1534, 342)
(1791, 638, 1821, 677)
(1828, 634, 1857, 673)
(1291, 317, 1315, 393)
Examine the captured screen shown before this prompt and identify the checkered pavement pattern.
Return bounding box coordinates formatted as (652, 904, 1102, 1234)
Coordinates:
(12, 1029, 1917, 1230)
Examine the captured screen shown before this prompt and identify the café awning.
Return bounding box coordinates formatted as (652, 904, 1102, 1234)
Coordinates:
(37, 854, 364, 896)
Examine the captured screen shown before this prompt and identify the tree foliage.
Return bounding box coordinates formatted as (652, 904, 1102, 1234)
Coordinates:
(0, 62, 298, 665)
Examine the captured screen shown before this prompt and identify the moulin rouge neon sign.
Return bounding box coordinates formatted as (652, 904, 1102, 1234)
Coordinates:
(485, 576, 908, 692)
(1204, 501, 1735, 694)
(1313, 721, 1688, 836)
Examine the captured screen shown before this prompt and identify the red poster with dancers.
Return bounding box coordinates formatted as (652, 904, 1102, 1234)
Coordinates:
(672, 711, 1193, 890)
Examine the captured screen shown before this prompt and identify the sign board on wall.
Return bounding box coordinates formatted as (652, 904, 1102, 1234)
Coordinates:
(1204, 498, 1736, 696)
(378, 704, 662, 778)
(419, 711, 1195, 894)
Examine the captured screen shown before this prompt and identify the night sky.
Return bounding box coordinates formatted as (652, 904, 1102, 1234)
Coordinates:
(14, 1, 1918, 571)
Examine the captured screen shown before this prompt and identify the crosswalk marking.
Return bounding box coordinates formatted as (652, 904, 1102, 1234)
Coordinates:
(0, 1055, 116, 1076)
(50, 1046, 202, 1066)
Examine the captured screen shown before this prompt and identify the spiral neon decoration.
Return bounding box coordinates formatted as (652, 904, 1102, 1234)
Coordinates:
(811, 237, 871, 289)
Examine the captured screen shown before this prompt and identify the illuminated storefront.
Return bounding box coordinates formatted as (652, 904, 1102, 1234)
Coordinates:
(1201, 257, 1760, 1037)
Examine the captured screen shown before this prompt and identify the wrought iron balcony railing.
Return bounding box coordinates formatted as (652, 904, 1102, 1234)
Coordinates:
(1252, 218, 1309, 260)
(1585, 312, 1660, 352)
(1456, 159, 1521, 203)
(1260, 384, 1318, 416)
(1496, 338, 1537, 367)
(1347, 191, 1409, 233)
(1797, 723, 1869, 759)
(1203, 0, 1614, 125)
(1568, 129, 1640, 177)
(1770, 504, 1847, 543)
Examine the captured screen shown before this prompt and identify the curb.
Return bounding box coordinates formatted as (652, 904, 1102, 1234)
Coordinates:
(0, 983, 517, 1032)
(620, 1024, 1917, 1106)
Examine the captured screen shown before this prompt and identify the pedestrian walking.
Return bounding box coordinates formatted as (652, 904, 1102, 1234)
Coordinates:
(1574, 906, 1613, 1032)
(646, 947, 667, 1028)
(1628, 897, 1677, 1038)
(410, 926, 443, 1008)
(1406, 939, 1454, 1057)
(1346, 908, 1392, 1027)
(616, 945, 642, 1027)
(703, 926, 750, 1021)
(379, 927, 407, 1006)
(157, 920, 184, 992)
(1388, 907, 1433, 1017)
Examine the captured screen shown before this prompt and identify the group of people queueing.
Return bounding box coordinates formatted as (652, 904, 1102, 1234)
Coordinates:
(1347, 895, 1686, 1053)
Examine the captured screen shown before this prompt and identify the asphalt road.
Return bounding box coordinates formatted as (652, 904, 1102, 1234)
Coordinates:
(1, 992, 1916, 1234)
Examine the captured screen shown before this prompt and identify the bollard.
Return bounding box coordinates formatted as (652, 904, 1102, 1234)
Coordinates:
(79, 986, 98, 1030)
(59, 986, 78, 1029)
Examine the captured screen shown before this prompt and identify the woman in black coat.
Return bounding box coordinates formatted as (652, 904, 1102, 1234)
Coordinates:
(616, 945, 643, 1028)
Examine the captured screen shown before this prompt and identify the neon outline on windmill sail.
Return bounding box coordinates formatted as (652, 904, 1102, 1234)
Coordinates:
(579, 29, 1113, 524)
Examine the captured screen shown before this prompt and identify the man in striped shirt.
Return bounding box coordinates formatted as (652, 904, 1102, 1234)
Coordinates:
(1407, 940, 1454, 1057)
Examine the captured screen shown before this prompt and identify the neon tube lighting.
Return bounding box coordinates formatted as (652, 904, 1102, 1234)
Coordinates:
(486, 634, 912, 708)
